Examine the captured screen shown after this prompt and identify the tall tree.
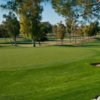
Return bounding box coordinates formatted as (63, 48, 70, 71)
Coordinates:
(16, 0, 43, 47)
(3, 12, 20, 46)
(1, 0, 43, 47)
(53, 22, 66, 45)
(57, 22, 66, 44)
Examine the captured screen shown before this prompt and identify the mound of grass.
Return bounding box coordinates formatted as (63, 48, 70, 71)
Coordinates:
(0, 41, 100, 100)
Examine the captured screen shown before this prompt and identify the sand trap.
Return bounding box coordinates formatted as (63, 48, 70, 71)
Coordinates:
(96, 64, 100, 67)
(91, 63, 100, 67)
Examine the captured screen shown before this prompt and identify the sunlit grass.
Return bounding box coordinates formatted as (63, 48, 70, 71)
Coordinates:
(0, 40, 100, 100)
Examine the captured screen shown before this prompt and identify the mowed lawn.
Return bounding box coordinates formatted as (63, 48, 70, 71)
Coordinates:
(0, 41, 100, 100)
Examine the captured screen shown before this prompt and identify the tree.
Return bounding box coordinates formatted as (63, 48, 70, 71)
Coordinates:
(3, 12, 20, 46)
(86, 21, 100, 37)
(52, 0, 100, 44)
(20, 15, 30, 38)
(0, 24, 8, 38)
(39, 22, 52, 41)
(52, 0, 100, 19)
(17, 0, 43, 47)
(53, 22, 66, 44)
(91, 21, 99, 36)
(66, 18, 74, 43)
(52, 0, 100, 27)
(1, 0, 43, 47)
(57, 22, 66, 44)
(52, 25, 57, 35)
(40, 22, 52, 34)
(52, 0, 78, 45)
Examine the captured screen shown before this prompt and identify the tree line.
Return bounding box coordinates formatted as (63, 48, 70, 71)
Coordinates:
(0, 0, 100, 46)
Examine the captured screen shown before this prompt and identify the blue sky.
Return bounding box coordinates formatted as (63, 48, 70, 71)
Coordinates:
(0, 1, 65, 25)
(42, 3, 65, 25)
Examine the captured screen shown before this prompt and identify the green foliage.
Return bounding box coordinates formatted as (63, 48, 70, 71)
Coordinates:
(39, 22, 52, 41)
(0, 24, 8, 38)
(17, 0, 43, 47)
(3, 12, 20, 45)
(66, 18, 75, 35)
(1, 0, 43, 47)
(75, 21, 100, 37)
(52, 0, 100, 23)
(20, 15, 31, 37)
(76, 27, 85, 36)
(85, 21, 100, 36)
(52, 25, 57, 34)
(3, 12, 20, 37)
(40, 22, 52, 35)
(57, 22, 66, 40)
(53, 22, 66, 42)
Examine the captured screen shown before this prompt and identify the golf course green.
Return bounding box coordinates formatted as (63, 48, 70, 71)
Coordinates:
(0, 40, 100, 100)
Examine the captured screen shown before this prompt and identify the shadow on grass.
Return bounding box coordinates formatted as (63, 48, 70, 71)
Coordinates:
(0, 45, 10, 48)
(55, 38, 100, 48)
(0, 41, 32, 45)
(0, 38, 32, 44)
(96, 37, 100, 41)
(54, 44, 78, 47)
(54, 42, 100, 48)
(78, 44, 100, 47)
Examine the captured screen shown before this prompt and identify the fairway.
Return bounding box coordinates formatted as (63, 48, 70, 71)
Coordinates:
(0, 41, 100, 100)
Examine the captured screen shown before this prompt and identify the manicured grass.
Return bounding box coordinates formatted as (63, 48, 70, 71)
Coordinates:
(0, 40, 100, 100)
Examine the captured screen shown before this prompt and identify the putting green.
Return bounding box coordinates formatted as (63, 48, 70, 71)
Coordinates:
(0, 41, 100, 100)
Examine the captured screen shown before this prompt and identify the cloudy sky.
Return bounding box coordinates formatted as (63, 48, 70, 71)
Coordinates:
(0, 0, 65, 25)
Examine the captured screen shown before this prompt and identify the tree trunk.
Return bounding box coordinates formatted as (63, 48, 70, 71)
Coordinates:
(74, 36, 77, 44)
(38, 40, 41, 46)
(10, 39, 13, 46)
(69, 34, 72, 44)
(88, 36, 90, 41)
(32, 39, 36, 47)
(13, 36, 17, 46)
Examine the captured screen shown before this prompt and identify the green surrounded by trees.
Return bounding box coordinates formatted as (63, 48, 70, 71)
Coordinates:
(0, 0, 100, 100)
